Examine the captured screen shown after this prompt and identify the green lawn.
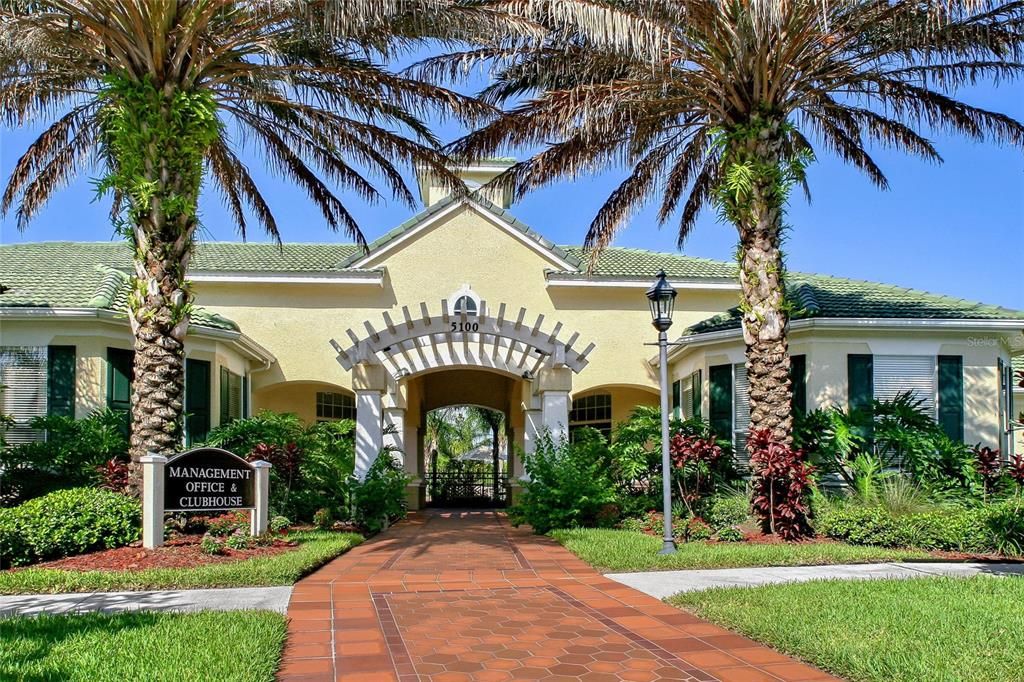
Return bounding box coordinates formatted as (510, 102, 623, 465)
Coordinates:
(672, 576, 1024, 682)
(0, 530, 361, 595)
(550, 528, 931, 571)
(1, 610, 285, 681)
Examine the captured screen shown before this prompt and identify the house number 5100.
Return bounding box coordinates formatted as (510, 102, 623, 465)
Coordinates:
(450, 321, 480, 332)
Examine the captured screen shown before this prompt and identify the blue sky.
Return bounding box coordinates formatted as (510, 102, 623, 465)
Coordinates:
(1, 74, 1022, 309)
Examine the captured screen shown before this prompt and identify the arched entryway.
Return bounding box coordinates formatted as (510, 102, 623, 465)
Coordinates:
(331, 300, 595, 508)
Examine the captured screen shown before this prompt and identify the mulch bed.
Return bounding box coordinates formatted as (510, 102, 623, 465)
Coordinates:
(24, 534, 299, 572)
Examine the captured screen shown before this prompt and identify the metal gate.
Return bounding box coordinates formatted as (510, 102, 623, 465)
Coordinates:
(426, 470, 510, 508)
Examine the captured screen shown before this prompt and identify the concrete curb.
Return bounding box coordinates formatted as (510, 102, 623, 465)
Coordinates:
(0, 586, 293, 617)
(607, 561, 1024, 599)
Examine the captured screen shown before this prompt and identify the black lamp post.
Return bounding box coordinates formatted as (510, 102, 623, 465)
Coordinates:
(646, 270, 677, 554)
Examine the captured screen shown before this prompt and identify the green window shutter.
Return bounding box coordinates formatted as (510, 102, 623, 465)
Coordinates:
(106, 348, 134, 412)
(937, 355, 964, 442)
(185, 359, 212, 446)
(708, 364, 733, 441)
(46, 346, 76, 417)
(790, 354, 807, 415)
(671, 380, 681, 419)
(848, 354, 874, 444)
(692, 370, 702, 419)
(219, 366, 230, 426)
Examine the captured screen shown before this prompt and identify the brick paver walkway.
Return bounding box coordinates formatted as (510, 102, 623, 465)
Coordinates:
(279, 510, 837, 682)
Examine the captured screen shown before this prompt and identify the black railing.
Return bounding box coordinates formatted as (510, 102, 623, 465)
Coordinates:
(427, 470, 510, 508)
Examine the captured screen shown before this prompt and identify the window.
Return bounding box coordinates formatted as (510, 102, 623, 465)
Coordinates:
(453, 295, 477, 316)
(316, 391, 356, 421)
(219, 367, 243, 426)
(0, 347, 48, 445)
(569, 393, 611, 440)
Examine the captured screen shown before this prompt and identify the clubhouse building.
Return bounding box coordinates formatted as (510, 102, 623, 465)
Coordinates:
(2, 160, 1022, 506)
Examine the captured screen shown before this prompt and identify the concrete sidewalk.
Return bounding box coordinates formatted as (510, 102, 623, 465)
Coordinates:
(608, 561, 1024, 599)
(0, 586, 292, 617)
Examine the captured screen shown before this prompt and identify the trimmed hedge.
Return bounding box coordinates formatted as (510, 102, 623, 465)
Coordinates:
(814, 502, 1024, 555)
(0, 488, 140, 567)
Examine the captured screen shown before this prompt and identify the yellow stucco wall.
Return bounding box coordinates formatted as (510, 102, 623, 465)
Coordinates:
(193, 203, 738, 400)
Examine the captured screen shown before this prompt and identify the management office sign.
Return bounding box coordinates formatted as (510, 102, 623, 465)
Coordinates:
(164, 447, 256, 512)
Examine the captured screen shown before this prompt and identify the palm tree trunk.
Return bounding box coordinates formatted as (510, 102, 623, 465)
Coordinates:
(124, 98, 198, 488)
(733, 118, 794, 446)
(127, 236, 190, 486)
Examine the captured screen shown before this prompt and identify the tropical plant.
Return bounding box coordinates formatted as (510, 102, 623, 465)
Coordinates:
(467, 405, 506, 489)
(352, 449, 409, 534)
(669, 432, 724, 518)
(0, 409, 128, 506)
(0, 1, 499, 484)
(433, 0, 1024, 449)
(747, 428, 814, 539)
(203, 411, 355, 521)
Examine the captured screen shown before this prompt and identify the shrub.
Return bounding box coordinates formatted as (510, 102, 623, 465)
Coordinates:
(748, 430, 814, 540)
(715, 526, 745, 542)
(0, 487, 139, 567)
(96, 457, 131, 494)
(508, 432, 618, 534)
(225, 531, 252, 550)
(703, 491, 751, 528)
(270, 515, 291, 534)
(352, 451, 409, 534)
(200, 533, 225, 556)
(0, 410, 128, 506)
(312, 508, 333, 530)
(814, 500, 1024, 555)
(684, 517, 713, 541)
(206, 511, 250, 537)
(1008, 456, 1024, 488)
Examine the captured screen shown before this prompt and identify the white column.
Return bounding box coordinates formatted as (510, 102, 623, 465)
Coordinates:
(140, 453, 167, 549)
(523, 408, 544, 456)
(383, 407, 405, 458)
(355, 389, 383, 480)
(250, 460, 272, 536)
(541, 391, 570, 441)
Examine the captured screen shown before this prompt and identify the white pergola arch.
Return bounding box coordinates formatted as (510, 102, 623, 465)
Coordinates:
(331, 300, 597, 481)
(330, 300, 595, 379)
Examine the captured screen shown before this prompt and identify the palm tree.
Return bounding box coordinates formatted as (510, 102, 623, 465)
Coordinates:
(431, 0, 1024, 446)
(0, 1, 500, 484)
(467, 405, 505, 492)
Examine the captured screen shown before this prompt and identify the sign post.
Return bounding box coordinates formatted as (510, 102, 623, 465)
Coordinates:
(141, 453, 167, 550)
(141, 447, 271, 550)
(250, 460, 272, 536)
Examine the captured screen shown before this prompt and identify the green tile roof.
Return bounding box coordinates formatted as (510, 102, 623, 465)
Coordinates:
(558, 246, 737, 280)
(0, 242, 237, 331)
(687, 272, 1024, 335)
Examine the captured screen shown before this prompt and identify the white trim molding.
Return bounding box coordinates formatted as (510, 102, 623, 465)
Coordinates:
(0, 307, 276, 365)
(546, 277, 739, 291)
(188, 270, 383, 285)
(661, 316, 1024, 364)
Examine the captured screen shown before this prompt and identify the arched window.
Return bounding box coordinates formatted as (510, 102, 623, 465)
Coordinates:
(454, 295, 478, 316)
